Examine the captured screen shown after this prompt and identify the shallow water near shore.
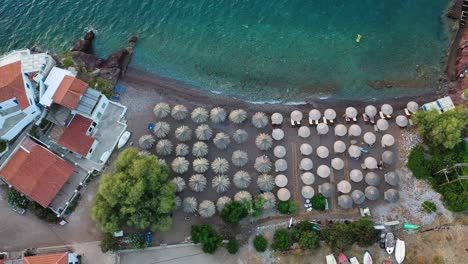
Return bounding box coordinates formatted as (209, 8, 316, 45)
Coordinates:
(1, 0, 451, 101)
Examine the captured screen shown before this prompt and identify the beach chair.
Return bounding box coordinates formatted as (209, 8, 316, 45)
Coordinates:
(385, 114, 391, 119)
(328, 118, 334, 124)
(322, 117, 327, 125)
(408, 119, 414, 126)
(290, 119, 295, 128)
(111, 83, 127, 100)
(374, 125, 378, 132)
(308, 118, 313, 126)
(379, 111, 385, 119)
(352, 117, 357, 122)
(147, 123, 155, 132)
(343, 115, 351, 123)
(370, 116, 375, 124)
(314, 119, 319, 125)
(362, 113, 369, 123)
(404, 108, 411, 117)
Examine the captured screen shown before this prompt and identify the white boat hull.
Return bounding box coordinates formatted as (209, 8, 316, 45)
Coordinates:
(326, 254, 337, 264)
(363, 251, 373, 264)
(118, 131, 131, 149)
(395, 239, 405, 264)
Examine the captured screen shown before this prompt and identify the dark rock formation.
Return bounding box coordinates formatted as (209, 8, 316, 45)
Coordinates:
(447, 0, 463, 20)
(71, 31, 95, 53)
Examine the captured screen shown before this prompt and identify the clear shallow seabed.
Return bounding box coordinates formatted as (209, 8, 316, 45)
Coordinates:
(0, 0, 451, 102)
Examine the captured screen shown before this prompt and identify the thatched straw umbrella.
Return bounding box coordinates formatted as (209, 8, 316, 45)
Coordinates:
(275, 174, 288, 187)
(365, 186, 379, 201)
(183, 197, 198, 213)
(345, 107, 358, 118)
(211, 157, 229, 174)
(381, 104, 393, 116)
(298, 126, 311, 138)
(232, 150, 248, 167)
(175, 143, 190, 157)
(348, 124, 362, 137)
(300, 158, 313, 171)
(173, 177, 186, 192)
(376, 119, 389, 131)
(212, 175, 231, 193)
(333, 140, 346, 153)
(198, 200, 215, 218)
(216, 196, 232, 212)
(319, 183, 334, 198)
(351, 190, 365, 205)
(191, 107, 209, 123)
(272, 128, 285, 141)
(407, 101, 419, 113)
(171, 157, 189, 174)
(260, 192, 276, 209)
(381, 134, 395, 147)
(385, 171, 400, 186)
(233, 129, 248, 144)
(156, 139, 173, 156)
(334, 124, 347, 137)
(302, 186, 315, 199)
(316, 123, 329, 135)
(234, 191, 252, 203)
(175, 125, 192, 142)
(301, 172, 315, 185)
(277, 188, 291, 201)
(384, 189, 400, 203)
(350, 169, 363, 183)
(171, 104, 188, 120)
(210, 107, 227, 123)
(364, 157, 378, 170)
(271, 113, 283, 125)
(255, 133, 273, 150)
(338, 195, 353, 209)
(309, 109, 321, 121)
(348, 145, 361, 158)
(324, 108, 336, 121)
(255, 156, 272, 173)
(153, 102, 170, 118)
(174, 196, 181, 210)
(316, 146, 329, 159)
(396, 115, 408, 128)
(275, 159, 287, 172)
(193, 158, 209, 173)
(139, 134, 155, 150)
(363, 132, 376, 146)
(337, 180, 352, 194)
(290, 110, 303, 122)
(195, 124, 213, 141)
(189, 174, 207, 192)
(274, 145, 287, 158)
(252, 112, 268, 128)
(213, 132, 231, 150)
(192, 141, 208, 157)
(229, 109, 247, 124)
(257, 174, 274, 192)
(233, 170, 251, 189)
(382, 150, 395, 165)
(300, 143, 313, 155)
(365, 172, 381, 186)
(365, 105, 377, 117)
(153, 121, 170, 138)
(331, 158, 344, 170)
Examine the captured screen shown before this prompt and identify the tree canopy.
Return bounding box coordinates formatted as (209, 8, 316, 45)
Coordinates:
(413, 107, 468, 149)
(91, 148, 175, 233)
(220, 201, 248, 224)
(191, 224, 223, 254)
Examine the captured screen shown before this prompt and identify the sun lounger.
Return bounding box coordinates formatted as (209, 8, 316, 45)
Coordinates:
(291, 119, 295, 128)
(362, 113, 369, 123)
(385, 114, 391, 119)
(323, 117, 327, 125)
(314, 120, 320, 125)
(374, 125, 378, 132)
(379, 111, 385, 119)
(352, 117, 357, 122)
(309, 118, 313, 126)
(408, 119, 414, 126)
(370, 116, 375, 124)
(404, 108, 411, 117)
(329, 119, 334, 124)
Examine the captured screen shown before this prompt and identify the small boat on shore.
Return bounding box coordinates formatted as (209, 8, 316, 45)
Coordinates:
(349, 257, 359, 264)
(118, 131, 131, 148)
(363, 250, 373, 264)
(385, 232, 395, 255)
(338, 253, 350, 264)
(395, 239, 405, 264)
(326, 254, 338, 264)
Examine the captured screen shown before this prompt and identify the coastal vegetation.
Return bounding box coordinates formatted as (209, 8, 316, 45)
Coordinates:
(311, 194, 327, 210)
(422, 201, 437, 213)
(220, 201, 248, 224)
(271, 229, 291, 252)
(226, 239, 240, 254)
(191, 224, 223, 254)
(91, 148, 175, 232)
(100, 233, 120, 252)
(291, 221, 320, 249)
(277, 200, 297, 214)
(253, 235, 268, 252)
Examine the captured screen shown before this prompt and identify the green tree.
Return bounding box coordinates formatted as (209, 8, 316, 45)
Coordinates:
(129, 234, 148, 249)
(421, 201, 437, 213)
(298, 231, 320, 249)
(413, 107, 468, 150)
(350, 218, 377, 247)
(226, 239, 239, 254)
(7, 189, 29, 209)
(311, 194, 326, 211)
(191, 224, 222, 254)
(91, 148, 175, 233)
(220, 201, 248, 224)
(321, 223, 355, 253)
(271, 229, 291, 252)
(100, 233, 120, 253)
(407, 145, 431, 179)
(253, 235, 268, 252)
(277, 201, 296, 214)
(291, 221, 313, 242)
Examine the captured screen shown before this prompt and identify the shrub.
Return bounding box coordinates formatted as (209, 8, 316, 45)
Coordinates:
(220, 201, 248, 224)
(7, 189, 29, 209)
(62, 58, 74, 68)
(226, 239, 239, 254)
(64, 194, 80, 215)
(350, 218, 378, 247)
(407, 145, 430, 180)
(291, 221, 314, 242)
(253, 235, 268, 252)
(191, 224, 223, 254)
(421, 201, 437, 213)
(0, 140, 7, 153)
(321, 223, 355, 253)
(100, 233, 120, 253)
(129, 234, 147, 249)
(30, 202, 58, 223)
(298, 231, 320, 249)
(311, 194, 326, 211)
(277, 201, 296, 214)
(271, 229, 291, 252)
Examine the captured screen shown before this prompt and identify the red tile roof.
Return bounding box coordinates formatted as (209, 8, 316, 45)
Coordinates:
(23, 252, 68, 264)
(0, 138, 74, 208)
(0, 61, 30, 110)
(58, 114, 95, 156)
(52, 75, 87, 110)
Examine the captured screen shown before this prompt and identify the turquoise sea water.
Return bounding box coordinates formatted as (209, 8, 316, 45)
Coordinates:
(0, 0, 450, 101)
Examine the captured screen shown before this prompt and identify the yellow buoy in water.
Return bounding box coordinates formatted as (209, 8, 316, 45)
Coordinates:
(356, 34, 362, 43)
